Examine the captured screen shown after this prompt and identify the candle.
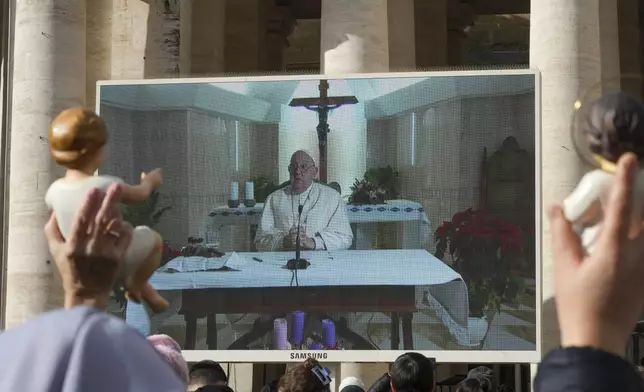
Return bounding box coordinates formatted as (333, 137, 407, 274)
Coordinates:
(273, 318, 288, 350)
(291, 311, 306, 345)
(230, 182, 239, 201)
(245, 181, 254, 200)
(322, 319, 336, 348)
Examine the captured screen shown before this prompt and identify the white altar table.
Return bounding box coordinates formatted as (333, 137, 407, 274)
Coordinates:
(126, 249, 474, 347)
(206, 199, 431, 250)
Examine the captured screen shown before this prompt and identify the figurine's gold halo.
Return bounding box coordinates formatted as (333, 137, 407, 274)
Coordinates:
(571, 74, 644, 171)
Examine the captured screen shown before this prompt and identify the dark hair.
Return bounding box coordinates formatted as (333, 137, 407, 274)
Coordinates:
(277, 358, 331, 392)
(195, 386, 235, 392)
(457, 378, 484, 392)
(189, 360, 228, 386)
(461, 367, 497, 392)
(367, 373, 391, 392)
(389, 352, 435, 392)
(261, 380, 280, 392)
(584, 92, 644, 164)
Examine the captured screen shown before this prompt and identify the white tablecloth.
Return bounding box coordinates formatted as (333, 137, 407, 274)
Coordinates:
(126, 250, 473, 345)
(207, 199, 431, 249)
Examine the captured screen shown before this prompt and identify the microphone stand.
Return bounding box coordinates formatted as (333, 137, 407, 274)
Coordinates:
(287, 204, 309, 270)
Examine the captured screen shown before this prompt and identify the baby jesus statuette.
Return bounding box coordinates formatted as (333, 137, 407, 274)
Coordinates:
(564, 92, 644, 254)
(45, 108, 169, 313)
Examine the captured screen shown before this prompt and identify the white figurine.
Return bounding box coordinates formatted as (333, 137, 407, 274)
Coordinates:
(564, 92, 644, 254)
(45, 108, 169, 312)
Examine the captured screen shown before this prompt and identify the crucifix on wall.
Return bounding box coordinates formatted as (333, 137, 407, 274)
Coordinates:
(288, 80, 359, 183)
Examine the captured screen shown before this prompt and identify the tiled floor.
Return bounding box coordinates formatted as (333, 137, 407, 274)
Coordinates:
(111, 280, 536, 351)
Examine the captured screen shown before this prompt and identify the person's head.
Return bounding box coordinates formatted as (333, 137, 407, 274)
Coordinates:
(49, 108, 108, 173)
(456, 378, 484, 392)
(289, 150, 318, 193)
(260, 379, 280, 392)
(146, 334, 189, 384)
(458, 367, 497, 392)
(277, 358, 332, 392)
(389, 352, 435, 392)
(339, 377, 365, 392)
(367, 373, 391, 392)
(188, 360, 228, 391)
(583, 91, 644, 165)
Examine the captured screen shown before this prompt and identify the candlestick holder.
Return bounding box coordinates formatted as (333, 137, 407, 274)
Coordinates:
(244, 198, 256, 207)
(228, 199, 240, 208)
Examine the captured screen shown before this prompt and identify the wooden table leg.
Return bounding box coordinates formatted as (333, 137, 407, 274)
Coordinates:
(402, 313, 414, 350)
(184, 314, 198, 349)
(206, 314, 218, 349)
(390, 312, 400, 350)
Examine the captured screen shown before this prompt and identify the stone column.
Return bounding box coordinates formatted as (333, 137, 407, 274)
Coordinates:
(261, 4, 296, 72)
(181, 0, 226, 76)
(320, 0, 389, 74)
(530, 0, 602, 356)
(388, 0, 416, 70)
(414, 0, 448, 68)
(86, 0, 113, 109)
(5, 0, 86, 328)
(224, 0, 263, 72)
(111, 0, 180, 79)
(446, 0, 476, 66)
(319, 0, 390, 382)
(179, 0, 193, 77)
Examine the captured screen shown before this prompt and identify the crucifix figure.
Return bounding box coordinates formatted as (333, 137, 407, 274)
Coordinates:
(289, 80, 359, 183)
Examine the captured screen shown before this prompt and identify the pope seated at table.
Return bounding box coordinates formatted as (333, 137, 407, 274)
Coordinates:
(254, 150, 353, 252)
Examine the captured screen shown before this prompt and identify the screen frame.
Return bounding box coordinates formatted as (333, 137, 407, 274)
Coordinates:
(96, 69, 542, 363)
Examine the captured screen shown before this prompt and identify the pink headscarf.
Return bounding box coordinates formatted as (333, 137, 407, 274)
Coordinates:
(147, 334, 189, 384)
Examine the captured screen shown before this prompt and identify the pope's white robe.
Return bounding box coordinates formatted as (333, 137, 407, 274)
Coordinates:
(255, 182, 353, 251)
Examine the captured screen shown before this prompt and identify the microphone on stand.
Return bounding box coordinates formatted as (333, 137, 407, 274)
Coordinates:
(287, 204, 310, 270)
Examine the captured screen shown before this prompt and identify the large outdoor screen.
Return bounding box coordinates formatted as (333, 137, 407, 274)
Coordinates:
(97, 70, 540, 363)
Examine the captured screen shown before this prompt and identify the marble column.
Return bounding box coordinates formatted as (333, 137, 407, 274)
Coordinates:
(181, 0, 226, 76)
(5, 0, 86, 328)
(530, 0, 602, 355)
(319, 0, 390, 381)
(111, 0, 180, 79)
(414, 0, 448, 68)
(320, 0, 389, 74)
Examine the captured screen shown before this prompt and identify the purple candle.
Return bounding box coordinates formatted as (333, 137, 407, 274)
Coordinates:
(273, 319, 288, 350)
(322, 319, 336, 347)
(309, 343, 324, 350)
(291, 311, 306, 345)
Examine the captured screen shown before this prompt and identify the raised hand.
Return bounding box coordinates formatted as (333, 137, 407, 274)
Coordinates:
(549, 153, 644, 356)
(44, 184, 133, 309)
(142, 168, 163, 188)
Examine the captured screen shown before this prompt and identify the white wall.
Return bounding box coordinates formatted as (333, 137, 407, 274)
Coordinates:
(368, 91, 536, 249)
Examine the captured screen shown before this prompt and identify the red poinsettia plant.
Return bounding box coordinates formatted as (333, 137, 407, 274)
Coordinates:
(435, 208, 525, 318)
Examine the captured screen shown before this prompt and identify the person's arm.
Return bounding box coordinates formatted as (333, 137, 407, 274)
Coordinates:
(535, 347, 644, 392)
(255, 194, 287, 251)
(65, 291, 110, 310)
(563, 171, 603, 223)
(121, 170, 162, 204)
(313, 194, 353, 251)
